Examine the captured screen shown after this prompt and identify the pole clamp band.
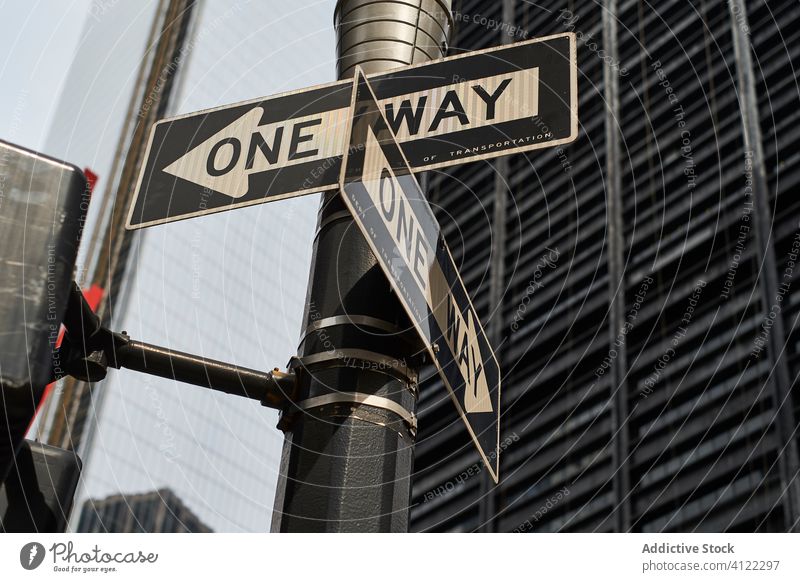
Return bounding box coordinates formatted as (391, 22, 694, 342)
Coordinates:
(301, 314, 402, 341)
(295, 392, 417, 436)
(296, 348, 417, 385)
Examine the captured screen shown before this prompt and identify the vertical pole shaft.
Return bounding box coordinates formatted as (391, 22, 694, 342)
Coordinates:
(271, 0, 453, 533)
(602, 0, 632, 532)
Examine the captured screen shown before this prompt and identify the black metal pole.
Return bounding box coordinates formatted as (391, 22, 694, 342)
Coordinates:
(54, 283, 297, 409)
(602, 0, 632, 532)
(112, 339, 296, 408)
(270, 0, 453, 532)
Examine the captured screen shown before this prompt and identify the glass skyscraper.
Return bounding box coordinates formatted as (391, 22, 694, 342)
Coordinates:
(37, 0, 337, 532)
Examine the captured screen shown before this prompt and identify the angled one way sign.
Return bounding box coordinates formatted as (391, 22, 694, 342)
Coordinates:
(127, 32, 576, 229)
(340, 69, 502, 482)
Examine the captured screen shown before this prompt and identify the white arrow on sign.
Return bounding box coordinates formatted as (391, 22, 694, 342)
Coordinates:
(163, 107, 351, 199)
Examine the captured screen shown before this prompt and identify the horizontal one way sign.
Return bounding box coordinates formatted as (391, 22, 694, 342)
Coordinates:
(127, 32, 577, 229)
(340, 69, 502, 482)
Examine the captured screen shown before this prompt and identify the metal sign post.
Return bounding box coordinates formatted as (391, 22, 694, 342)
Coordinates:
(269, 0, 455, 533)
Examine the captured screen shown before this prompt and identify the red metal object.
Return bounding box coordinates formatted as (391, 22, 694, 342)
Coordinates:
(83, 168, 99, 194)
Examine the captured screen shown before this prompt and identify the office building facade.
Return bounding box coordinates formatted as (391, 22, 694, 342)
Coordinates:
(410, 0, 800, 532)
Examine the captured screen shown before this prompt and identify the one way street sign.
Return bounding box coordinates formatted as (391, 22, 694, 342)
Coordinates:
(340, 68, 502, 482)
(127, 32, 576, 229)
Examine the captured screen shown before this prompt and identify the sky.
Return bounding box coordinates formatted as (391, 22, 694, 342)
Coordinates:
(0, 0, 93, 151)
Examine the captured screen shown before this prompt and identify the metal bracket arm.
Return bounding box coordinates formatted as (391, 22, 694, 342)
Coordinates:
(52, 282, 297, 410)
